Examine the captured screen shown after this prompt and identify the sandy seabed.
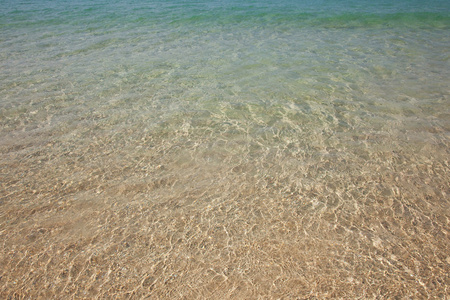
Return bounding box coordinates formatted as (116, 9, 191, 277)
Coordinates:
(1, 9, 449, 296)
(1, 100, 449, 299)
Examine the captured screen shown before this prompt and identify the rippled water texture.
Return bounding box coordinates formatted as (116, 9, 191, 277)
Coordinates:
(1, 0, 449, 298)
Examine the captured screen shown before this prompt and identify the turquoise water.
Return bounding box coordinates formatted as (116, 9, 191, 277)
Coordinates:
(1, 0, 449, 298)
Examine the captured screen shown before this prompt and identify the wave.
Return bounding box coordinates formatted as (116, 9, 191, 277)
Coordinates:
(168, 11, 450, 30)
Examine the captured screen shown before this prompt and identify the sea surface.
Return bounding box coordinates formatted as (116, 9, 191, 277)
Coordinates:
(1, 0, 449, 298)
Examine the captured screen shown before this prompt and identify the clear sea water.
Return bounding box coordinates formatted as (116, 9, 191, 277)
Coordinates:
(1, 0, 449, 298)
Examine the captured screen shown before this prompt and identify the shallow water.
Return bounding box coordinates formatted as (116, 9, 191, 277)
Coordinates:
(1, 0, 449, 298)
